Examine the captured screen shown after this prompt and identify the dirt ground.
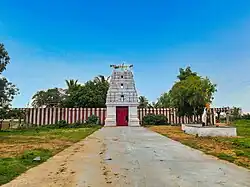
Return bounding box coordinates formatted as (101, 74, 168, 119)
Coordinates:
(0, 139, 72, 158)
(2, 131, 111, 187)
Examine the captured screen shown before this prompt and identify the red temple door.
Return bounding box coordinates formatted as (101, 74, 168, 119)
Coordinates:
(116, 107, 128, 126)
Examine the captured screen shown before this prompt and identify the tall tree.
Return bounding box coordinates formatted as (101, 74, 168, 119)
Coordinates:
(0, 43, 19, 108)
(177, 66, 198, 81)
(80, 80, 108, 107)
(230, 107, 242, 120)
(138, 96, 149, 108)
(62, 76, 109, 108)
(32, 88, 63, 108)
(156, 92, 172, 108)
(169, 67, 216, 117)
(0, 43, 10, 72)
(147, 102, 160, 108)
(65, 79, 80, 93)
(94, 75, 110, 84)
(32, 75, 110, 108)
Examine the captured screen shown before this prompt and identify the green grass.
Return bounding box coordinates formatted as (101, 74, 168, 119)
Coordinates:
(204, 120, 250, 165)
(216, 153, 236, 162)
(0, 126, 100, 142)
(234, 119, 250, 137)
(201, 120, 250, 162)
(0, 125, 100, 185)
(0, 149, 52, 185)
(218, 120, 250, 160)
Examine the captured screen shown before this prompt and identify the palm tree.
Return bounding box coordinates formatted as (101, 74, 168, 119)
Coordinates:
(148, 101, 160, 108)
(31, 88, 62, 108)
(65, 79, 80, 93)
(138, 96, 149, 108)
(94, 75, 110, 83)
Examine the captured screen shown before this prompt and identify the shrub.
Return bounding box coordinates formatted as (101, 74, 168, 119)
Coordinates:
(216, 153, 235, 162)
(242, 114, 250, 120)
(71, 121, 84, 128)
(56, 120, 68, 128)
(16, 123, 37, 130)
(85, 115, 99, 125)
(142, 113, 168, 125)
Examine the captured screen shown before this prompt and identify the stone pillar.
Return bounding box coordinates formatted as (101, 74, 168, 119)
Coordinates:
(217, 112, 221, 122)
(213, 112, 217, 125)
(105, 105, 116, 126)
(226, 111, 230, 125)
(128, 106, 140, 126)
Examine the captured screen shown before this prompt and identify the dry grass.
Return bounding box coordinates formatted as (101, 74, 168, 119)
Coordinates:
(149, 124, 250, 169)
(0, 129, 94, 158)
(0, 126, 100, 185)
(0, 140, 72, 158)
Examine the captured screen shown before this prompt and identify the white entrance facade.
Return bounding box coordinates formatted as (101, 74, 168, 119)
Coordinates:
(104, 64, 140, 127)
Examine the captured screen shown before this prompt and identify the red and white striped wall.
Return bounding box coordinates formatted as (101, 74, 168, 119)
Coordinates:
(15, 107, 228, 126)
(138, 108, 202, 124)
(23, 108, 106, 125)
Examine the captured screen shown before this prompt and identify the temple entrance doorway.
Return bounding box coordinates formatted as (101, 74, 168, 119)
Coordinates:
(116, 106, 128, 126)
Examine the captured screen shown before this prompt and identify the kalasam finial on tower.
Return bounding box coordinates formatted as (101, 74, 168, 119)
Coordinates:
(110, 63, 133, 70)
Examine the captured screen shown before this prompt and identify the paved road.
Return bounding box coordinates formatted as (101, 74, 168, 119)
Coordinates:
(77, 127, 250, 187)
(3, 127, 250, 187)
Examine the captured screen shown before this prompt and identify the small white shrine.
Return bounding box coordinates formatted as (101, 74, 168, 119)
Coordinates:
(105, 63, 140, 126)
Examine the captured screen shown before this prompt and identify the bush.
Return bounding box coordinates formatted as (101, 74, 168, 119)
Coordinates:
(85, 115, 99, 125)
(71, 121, 83, 128)
(56, 120, 68, 128)
(242, 114, 250, 120)
(142, 113, 168, 125)
(16, 123, 37, 130)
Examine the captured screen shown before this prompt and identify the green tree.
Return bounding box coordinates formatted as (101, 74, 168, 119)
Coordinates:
(0, 78, 19, 107)
(230, 107, 242, 121)
(62, 76, 109, 108)
(65, 79, 80, 93)
(32, 75, 110, 108)
(80, 80, 109, 107)
(94, 75, 110, 84)
(0, 43, 19, 127)
(0, 43, 19, 108)
(32, 88, 63, 108)
(147, 101, 161, 108)
(156, 92, 172, 108)
(138, 96, 149, 108)
(152, 102, 161, 108)
(169, 67, 216, 117)
(93, 75, 110, 90)
(177, 66, 197, 81)
(0, 107, 8, 125)
(0, 44, 10, 72)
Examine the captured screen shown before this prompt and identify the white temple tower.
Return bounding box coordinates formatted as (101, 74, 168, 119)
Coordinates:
(105, 64, 140, 126)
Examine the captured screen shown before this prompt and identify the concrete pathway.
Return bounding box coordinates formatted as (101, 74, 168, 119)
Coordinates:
(3, 127, 250, 187)
(77, 127, 250, 187)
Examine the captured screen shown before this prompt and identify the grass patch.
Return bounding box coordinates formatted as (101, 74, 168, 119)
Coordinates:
(149, 119, 250, 169)
(0, 126, 99, 142)
(0, 149, 52, 185)
(216, 153, 235, 162)
(0, 125, 100, 185)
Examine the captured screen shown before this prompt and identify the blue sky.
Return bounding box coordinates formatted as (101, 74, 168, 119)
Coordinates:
(1, 0, 250, 112)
